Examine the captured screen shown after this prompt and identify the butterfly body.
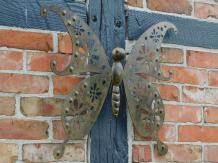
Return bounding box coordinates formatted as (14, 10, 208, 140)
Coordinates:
(111, 47, 125, 116)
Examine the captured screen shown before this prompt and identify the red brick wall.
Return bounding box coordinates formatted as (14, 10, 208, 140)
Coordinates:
(127, 0, 218, 162)
(1, 1, 218, 163)
(0, 29, 85, 163)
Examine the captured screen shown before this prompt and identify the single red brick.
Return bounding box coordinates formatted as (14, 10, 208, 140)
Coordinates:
(195, 3, 218, 19)
(147, 0, 192, 15)
(0, 119, 48, 140)
(53, 76, 83, 95)
(0, 30, 53, 51)
(209, 71, 218, 86)
(158, 124, 177, 142)
(154, 144, 201, 162)
(157, 84, 180, 101)
(160, 48, 184, 64)
(127, 0, 143, 8)
(182, 86, 218, 105)
(135, 124, 176, 142)
(165, 105, 201, 123)
(0, 74, 49, 94)
(27, 51, 70, 72)
(21, 97, 64, 116)
(0, 144, 18, 163)
(187, 50, 218, 69)
(132, 145, 151, 162)
(179, 125, 218, 142)
(23, 144, 85, 162)
(204, 107, 218, 123)
(58, 33, 72, 54)
(204, 146, 218, 162)
(53, 120, 67, 140)
(0, 50, 22, 70)
(0, 97, 16, 116)
(162, 66, 207, 85)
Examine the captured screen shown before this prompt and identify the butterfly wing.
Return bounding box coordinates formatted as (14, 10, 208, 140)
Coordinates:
(124, 22, 177, 155)
(40, 5, 112, 159)
(40, 5, 111, 137)
(41, 5, 110, 75)
(125, 22, 177, 80)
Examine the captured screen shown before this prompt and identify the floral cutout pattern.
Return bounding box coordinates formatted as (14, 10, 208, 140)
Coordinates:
(90, 54, 100, 65)
(87, 39, 100, 65)
(72, 20, 85, 36)
(90, 83, 102, 102)
(149, 28, 162, 43)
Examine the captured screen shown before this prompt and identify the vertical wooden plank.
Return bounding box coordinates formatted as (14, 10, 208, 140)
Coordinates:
(88, 0, 128, 163)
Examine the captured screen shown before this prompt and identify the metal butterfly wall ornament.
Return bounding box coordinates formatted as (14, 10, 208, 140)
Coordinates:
(40, 5, 177, 159)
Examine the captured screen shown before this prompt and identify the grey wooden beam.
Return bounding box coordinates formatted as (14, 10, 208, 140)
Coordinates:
(89, 0, 128, 163)
(0, 0, 87, 31)
(128, 9, 218, 49)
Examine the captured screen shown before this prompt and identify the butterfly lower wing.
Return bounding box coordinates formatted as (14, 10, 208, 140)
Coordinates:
(61, 73, 111, 139)
(123, 72, 164, 137)
(123, 73, 167, 155)
(53, 73, 111, 159)
(41, 5, 110, 75)
(125, 22, 177, 80)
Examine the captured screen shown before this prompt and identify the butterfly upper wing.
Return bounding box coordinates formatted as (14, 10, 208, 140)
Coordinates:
(125, 22, 177, 80)
(124, 22, 177, 155)
(41, 5, 110, 75)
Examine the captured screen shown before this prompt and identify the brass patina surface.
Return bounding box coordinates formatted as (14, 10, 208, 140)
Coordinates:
(40, 4, 177, 158)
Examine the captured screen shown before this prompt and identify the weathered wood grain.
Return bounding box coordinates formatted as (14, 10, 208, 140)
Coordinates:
(89, 0, 128, 163)
(0, 0, 86, 31)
